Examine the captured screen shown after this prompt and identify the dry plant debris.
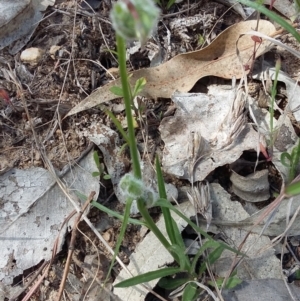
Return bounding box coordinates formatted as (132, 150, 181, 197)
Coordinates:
(1, 0, 300, 300)
(0, 0, 55, 54)
(159, 85, 259, 181)
(66, 20, 275, 116)
(0, 151, 100, 286)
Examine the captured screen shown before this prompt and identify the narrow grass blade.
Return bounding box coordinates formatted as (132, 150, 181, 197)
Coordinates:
(199, 246, 224, 275)
(168, 244, 191, 271)
(156, 155, 177, 245)
(158, 277, 189, 290)
(114, 267, 182, 288)
(285, 181, 300, 196)
(106, 198, 134, 285)
(91, 201, 145, 226)
(156, 199, 243, 256)
(105, 109, 129, 144)
(192, 241, 221, 274)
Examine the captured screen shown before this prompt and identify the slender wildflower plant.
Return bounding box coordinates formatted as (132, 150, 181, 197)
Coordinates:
(92, 1, 242, 299)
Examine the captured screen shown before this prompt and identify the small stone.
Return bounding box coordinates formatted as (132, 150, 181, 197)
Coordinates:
(20, 47, 44, 65)
(102, 229, 112, 242)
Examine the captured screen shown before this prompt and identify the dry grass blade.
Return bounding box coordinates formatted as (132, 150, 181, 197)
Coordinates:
(187, 181, 212, 228)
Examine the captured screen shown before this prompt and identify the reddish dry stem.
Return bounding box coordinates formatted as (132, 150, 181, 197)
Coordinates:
(0, 88, 10, 104)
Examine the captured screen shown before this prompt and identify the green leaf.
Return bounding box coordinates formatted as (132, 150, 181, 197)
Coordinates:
(224, 275, 243, 289)
(105, 198, 134, 286)
(166, 0, 176, 9)
(93, 151, 101, 169)
(103, 174, 111, 180)
(209, 272, 242, 289)
(91, 171, 100, 177)
(102, 48, 118, 56)
(156, 155, 167, 199)
(114, 267, 182, 288)
(91, 200, 145, 226)
(110, 86, 124, 96)
(155, 199, 243, 256)
(132, 77, 146, 98)
(285, 181, 300, 196)
(280, 152, 292, 167)
(194, 241, 222, 275)
(207, 246, 225, 265)
(156, 155, 177, 246)
(171, 217, 186, 250)
(192, 240, 219, 275)
(292, 269, 300, 280)
(182, 282, 198, 301)
(168, 245, 191, 271)
(105, 109, 129, 144)
(158, 276, 189, 290)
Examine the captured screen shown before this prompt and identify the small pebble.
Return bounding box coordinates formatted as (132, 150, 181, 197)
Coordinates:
(20, 47, 44, 65)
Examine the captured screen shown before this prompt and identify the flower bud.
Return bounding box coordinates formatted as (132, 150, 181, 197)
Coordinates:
(119, 173, 158, 207)
(110, 0, 160, 45)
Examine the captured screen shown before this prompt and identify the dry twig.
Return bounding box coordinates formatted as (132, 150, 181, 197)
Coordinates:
(56, 191, 96, 301)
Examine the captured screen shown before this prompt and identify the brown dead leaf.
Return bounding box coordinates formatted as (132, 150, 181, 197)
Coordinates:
(66, 20, 275, 117)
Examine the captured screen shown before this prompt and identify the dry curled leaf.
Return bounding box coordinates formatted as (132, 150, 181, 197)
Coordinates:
(230, 169, 270, 202)
(66, 20, 275, 117)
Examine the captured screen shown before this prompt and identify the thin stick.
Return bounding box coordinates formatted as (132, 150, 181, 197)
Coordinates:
(56, 191, 96, 301)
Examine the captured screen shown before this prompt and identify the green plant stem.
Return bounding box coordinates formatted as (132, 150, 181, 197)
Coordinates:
(269, 59, 280, 147)
(116, 33, 179, 262)
(156, 156, 177, 245)
(116, 34, 142, 179)
(290, 138, 300, 180)
(137, 199, 182, 263)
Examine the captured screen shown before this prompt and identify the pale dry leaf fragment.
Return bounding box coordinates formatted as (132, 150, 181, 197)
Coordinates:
(264, 0, 298, 20)
(66, 20, 275, 117)
(230, 169, 270, 202)
(0, 0, 55, 54)
(160, 85, 258, 182)
(207, 182, 300, 237)
(206, 184, 281, 280)
(0, 151, 99, 286)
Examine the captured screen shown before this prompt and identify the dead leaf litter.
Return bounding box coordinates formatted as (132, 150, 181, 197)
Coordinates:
(1, 0, 300, 300)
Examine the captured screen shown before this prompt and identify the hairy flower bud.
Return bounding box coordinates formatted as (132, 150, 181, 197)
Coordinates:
(119, 173, 158, 207)
(110, 0, 160, 45)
